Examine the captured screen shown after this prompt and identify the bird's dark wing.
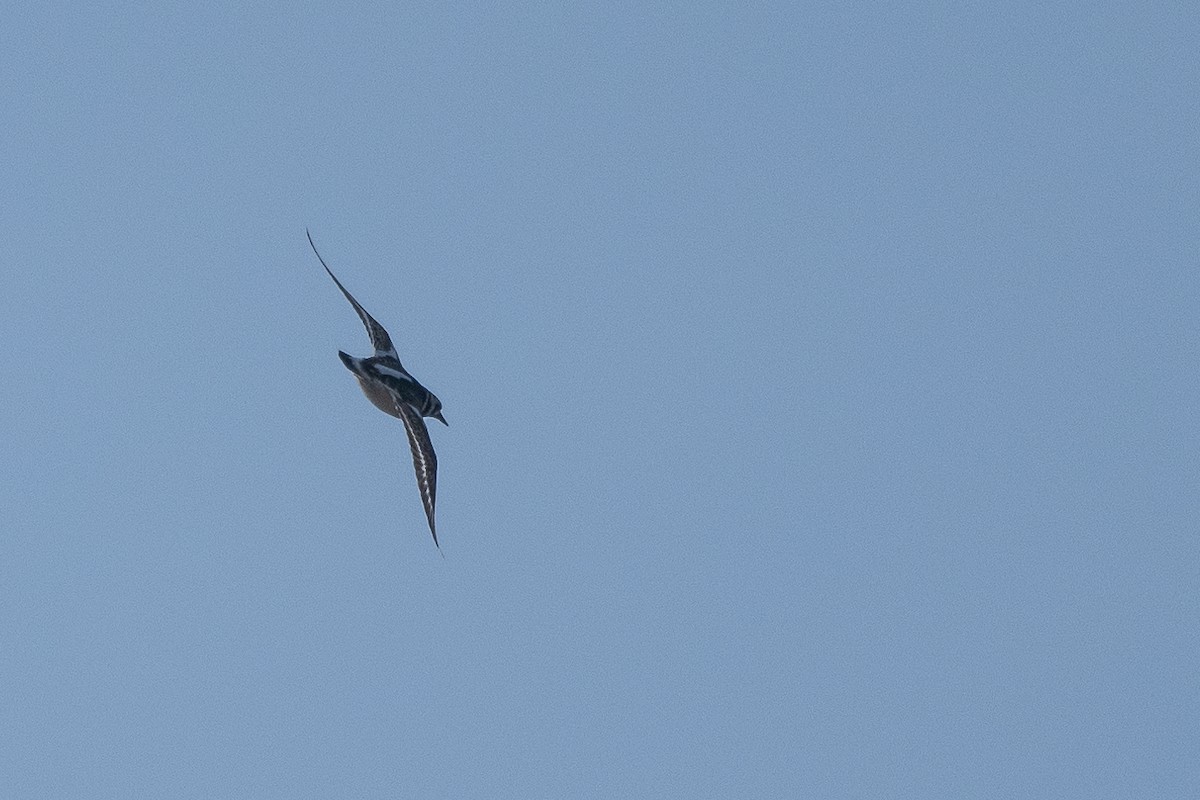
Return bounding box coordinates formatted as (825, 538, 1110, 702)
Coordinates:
(308, 230, 399, 359)
(395, 400, 439, 547)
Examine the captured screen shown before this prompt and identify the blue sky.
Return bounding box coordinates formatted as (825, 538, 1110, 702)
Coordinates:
(2, 2, 1197, 797)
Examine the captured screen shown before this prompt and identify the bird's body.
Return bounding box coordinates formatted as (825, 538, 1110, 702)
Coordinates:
(309, 230, 447, 547)
(339, 353, 444, 421)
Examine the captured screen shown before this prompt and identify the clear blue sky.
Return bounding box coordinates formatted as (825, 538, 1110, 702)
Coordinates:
(2, 3, 1196, 797)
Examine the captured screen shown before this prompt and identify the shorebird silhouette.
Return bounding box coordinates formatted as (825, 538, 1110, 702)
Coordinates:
(309, 230, 446, 548)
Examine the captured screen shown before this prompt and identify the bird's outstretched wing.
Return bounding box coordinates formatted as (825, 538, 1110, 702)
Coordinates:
(394, 400, 439, 547)
(307, 229, 399, 359)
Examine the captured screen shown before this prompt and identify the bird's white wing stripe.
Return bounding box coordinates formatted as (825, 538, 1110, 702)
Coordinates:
(374, 364, 415, 382)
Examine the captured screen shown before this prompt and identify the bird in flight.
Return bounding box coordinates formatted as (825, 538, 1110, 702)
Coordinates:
(308, 230, 447, 548)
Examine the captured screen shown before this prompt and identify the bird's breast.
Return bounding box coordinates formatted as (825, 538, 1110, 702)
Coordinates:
(356, 376, 405, 419)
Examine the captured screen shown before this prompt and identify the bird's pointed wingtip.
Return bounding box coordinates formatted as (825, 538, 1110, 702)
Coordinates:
(306, 230, 338, 281)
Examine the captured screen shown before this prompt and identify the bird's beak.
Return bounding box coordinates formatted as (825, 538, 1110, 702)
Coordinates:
(433, 411, 448, 426)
